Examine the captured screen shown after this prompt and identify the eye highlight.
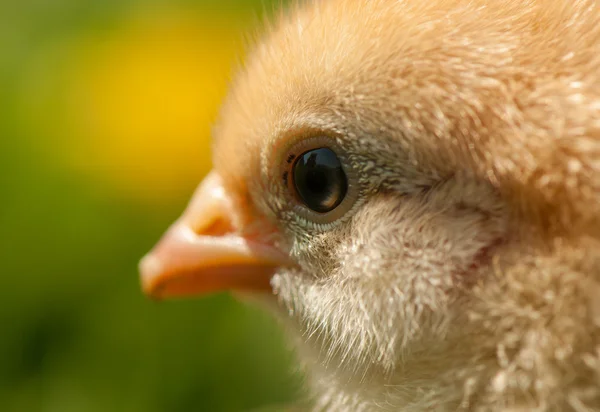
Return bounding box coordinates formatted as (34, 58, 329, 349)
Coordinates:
(293, 148, 348, 213)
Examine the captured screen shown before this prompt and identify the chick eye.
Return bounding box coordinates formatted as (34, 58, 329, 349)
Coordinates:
(293, 148, 348, 213)
(277, 135, 360, 229)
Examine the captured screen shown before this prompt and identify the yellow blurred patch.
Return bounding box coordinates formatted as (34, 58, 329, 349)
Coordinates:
(33, 11, 249, 203)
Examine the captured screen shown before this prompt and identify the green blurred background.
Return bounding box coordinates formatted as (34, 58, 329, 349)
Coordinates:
(1, 1, 303, 411)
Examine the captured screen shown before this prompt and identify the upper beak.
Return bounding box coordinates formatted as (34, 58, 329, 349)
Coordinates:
(139, 171, 289, 299)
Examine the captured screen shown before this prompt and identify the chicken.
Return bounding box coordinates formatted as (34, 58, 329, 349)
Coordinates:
(139, 0, 600, 410)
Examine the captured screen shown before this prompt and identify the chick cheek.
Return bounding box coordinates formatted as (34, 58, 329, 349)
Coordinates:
(139, 171, 292, 299)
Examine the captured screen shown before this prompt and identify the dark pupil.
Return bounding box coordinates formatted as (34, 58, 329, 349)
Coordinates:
(292, 147, 347, 213)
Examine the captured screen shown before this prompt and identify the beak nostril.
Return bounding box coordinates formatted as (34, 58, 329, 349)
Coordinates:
(201, 217, 235, 237)
(182, 171, 247, 236)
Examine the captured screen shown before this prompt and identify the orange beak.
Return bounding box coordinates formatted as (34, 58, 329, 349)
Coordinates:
(139, 171, 289, 299)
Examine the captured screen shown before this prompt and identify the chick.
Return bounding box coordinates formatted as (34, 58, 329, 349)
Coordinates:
(140, 0, 600, 410)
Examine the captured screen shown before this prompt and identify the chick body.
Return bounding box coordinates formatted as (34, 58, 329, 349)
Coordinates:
(142, 0, 600, 410)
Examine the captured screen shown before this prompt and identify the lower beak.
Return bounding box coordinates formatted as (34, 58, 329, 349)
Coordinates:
(139, 171, 289, 299)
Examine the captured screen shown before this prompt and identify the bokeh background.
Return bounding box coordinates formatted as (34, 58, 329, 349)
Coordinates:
(1, 1, 303, 411)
